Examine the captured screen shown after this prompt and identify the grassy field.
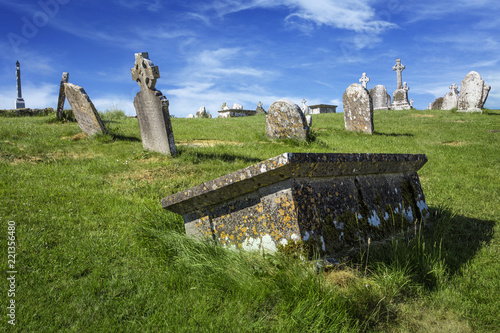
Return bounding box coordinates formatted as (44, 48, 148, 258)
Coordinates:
(0, 109, 498, 332)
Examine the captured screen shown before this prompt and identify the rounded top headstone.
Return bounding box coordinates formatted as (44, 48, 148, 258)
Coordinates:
(265, 100, 309, 140)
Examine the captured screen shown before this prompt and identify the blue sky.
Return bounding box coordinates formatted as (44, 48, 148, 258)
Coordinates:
(0, 0, 499, 116)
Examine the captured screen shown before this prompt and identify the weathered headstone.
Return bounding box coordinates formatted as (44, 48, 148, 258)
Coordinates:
(458, 71, 490, 113)
(256, 101, 266, 114)
(343, 83, 373, 134)
(441, 83, 459, 110)
(359, 72, 370, 89)
(301, 98, 310, 115)
(265, 100, 310, 140)
(15, 61, 25, 109)
(428, 97, 443, 110)
(391, 59, 411, 110)
(370, 85, 390, 111)
(196, 106, 212, 118)
(162, 153, 429, 257)
(56, 72, 69, 118)
(131, 52, 176, 156)
(64, 83, 107, 135)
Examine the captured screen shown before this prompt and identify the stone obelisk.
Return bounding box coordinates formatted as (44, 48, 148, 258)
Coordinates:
(15, 61, 25, 109)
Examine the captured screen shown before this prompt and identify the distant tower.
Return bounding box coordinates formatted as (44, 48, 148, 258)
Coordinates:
(16, 61, 25, 109)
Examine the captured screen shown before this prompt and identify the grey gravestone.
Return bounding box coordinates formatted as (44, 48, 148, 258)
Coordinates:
(131, 52, 176, 156)
(265, 100, 310, 140)
(359, 72, 370, 89)
(458, 71, 490, 113)
(15, 61, 25, 109)
(196, 106, 212, 118)
(343, 83, 373, 134)
(428, 97, 443, 110)
(391, 59, 411, 110)
(56, 72, 69, 118)
(371, 85, 390, 110)
(301, 98, 309, 114)
(256, 101, 266, 114)
(162, 153, 429, 257)
(442, 83, 459, 110)
(64, 83, 107, 135)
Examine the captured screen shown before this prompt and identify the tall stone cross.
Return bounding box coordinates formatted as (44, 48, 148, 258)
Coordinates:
(359, 72, 370, 88)
(131, 52, 176, 156)
(15, 61, 25, 109)
(392, 58, 405, 90)
(449, 83, 459, 94)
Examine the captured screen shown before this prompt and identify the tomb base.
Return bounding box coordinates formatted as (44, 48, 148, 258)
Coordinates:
(162, 153, 429, 258)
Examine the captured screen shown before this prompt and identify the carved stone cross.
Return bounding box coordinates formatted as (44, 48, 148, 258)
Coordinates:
(392, 58, 405, 90)
(359, 72, 370, 88)
(449, 83, 459, 94)
(302, 98, 307, 105)
(131, 52, 160, 90)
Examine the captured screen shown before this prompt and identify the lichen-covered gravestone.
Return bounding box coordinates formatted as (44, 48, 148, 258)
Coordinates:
(343, 83, 373, 134)
(442, 84, 459, 110)
(131, 52, 176, 156)
(265, 100, 311, 140)
(458, 71, 491, 113)
(64, 83, 107, 135)
(370, 85, 390, 111)
(56, 72, 69, 118)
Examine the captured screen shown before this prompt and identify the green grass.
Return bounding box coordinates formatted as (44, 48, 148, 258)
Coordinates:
(0, 109, 498, 332)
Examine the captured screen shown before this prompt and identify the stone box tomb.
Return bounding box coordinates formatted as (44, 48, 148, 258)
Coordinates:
(162, 153, 429, 257)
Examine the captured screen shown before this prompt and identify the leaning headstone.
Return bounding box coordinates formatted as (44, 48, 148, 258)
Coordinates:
(428, 97, 443, 110)
(256, 101, 266, 114)
(370, 85, 390, 111)
(162, 152, 429, 257)
(391, 59, 411, 110)
(131, 52, 176, 156)
(265, 100, 310, 140)
(481, 84, 491, 109)
(458, 71, 489, 113)
(343, 83, 373, 134)
(56, 72, 69, 118)
(64, 83, 107, 135)
(442, 83, 459, 110)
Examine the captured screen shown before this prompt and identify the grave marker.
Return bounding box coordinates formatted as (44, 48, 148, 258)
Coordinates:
(391, 59, 411, 110)
(56, 72, 69, 118)
(162, 153, 429, 257)
(359, 72, 370, 88)
(265, 100, 310, 140)
(343, 83, 373, 134)
(131, 52, 177, 156)
(64, 83, 107, 135)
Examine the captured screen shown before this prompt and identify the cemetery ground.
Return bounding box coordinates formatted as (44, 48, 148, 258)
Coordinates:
(0, 108, 498, 332)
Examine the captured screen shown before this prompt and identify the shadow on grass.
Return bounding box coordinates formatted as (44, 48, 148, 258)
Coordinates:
(367, 207, 495, 289)
(373, 132, 414, 137)
(176, 146, 262, 164)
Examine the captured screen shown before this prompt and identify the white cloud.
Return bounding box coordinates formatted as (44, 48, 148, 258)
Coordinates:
(210, 0, 396, 33)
